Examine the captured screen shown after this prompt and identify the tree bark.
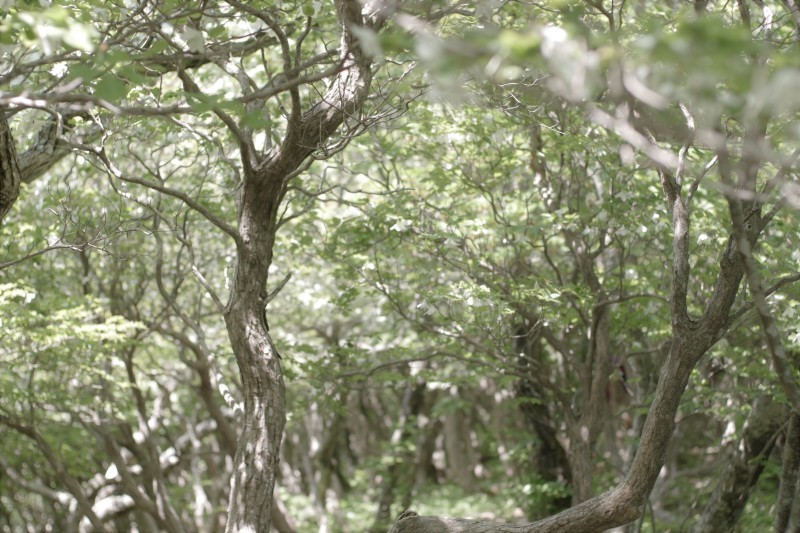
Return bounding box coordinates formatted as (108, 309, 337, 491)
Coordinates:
(223, 170, 287, 532)
(0, 111, 21, 223)
(442, 390, 479, 492)
(568, 304, 613, 505)
(222, 2, 374, 530)
(388, 510, 532, 533)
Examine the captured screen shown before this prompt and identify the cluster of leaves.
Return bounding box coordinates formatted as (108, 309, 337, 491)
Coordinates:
(2, 0, 800, 531)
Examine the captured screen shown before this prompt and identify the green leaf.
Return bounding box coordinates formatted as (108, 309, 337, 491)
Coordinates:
(243, 110, 270, 128)
(208, 25, 227, 40)
(94, 74, 128, 101)
(69, 64, 101, 82)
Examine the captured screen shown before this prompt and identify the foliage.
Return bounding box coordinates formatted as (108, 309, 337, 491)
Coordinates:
(2, 0, 800, 532)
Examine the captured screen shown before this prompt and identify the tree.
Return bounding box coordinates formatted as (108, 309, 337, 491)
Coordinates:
(1, 0, 413, 530)
(384, 2, 800, 531)
(3, 1, 800, 532)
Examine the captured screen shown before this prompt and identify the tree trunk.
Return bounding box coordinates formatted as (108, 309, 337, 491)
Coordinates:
(777, 412, 800, 532)
(566, 436, 594, 506)
(223, 173, 286, 532)
(222, 289, 286, 533)
(0, 112, 21, 223)
(371, 379, 427, 533)
(516, 331, 572, 515)
(190, 332, 297, 532)
(403, 390, 438, 510)
(221, 2, 374, 529)
(517, 378, 572, 514)
(442, 388, 479, 492)
(412, 401, 444, 489)
(568, 303, 613, 505)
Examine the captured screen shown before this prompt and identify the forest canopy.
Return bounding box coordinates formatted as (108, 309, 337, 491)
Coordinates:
(2, 1, 800, 532)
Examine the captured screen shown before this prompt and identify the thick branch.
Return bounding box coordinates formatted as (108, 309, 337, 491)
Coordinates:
(258, 0, 373, 183)
(0, 111, 21, 223)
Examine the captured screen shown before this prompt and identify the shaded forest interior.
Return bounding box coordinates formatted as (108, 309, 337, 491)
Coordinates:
(2, 1, 800, 532)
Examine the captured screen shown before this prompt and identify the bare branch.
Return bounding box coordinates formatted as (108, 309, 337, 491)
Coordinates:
(730, 272, 800, 323)
(266, 271, 292, 303)
(89, 145, 243, 249)
(192, 265, 226, 315)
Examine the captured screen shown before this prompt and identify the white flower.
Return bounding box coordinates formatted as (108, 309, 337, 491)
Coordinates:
(50, 63, 68, 77)
(389, 219, 411, 232)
